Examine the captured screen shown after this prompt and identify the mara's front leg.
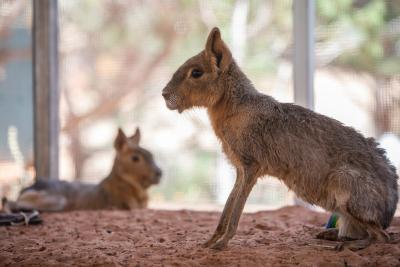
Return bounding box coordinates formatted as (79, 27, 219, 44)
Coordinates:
(204, 168, 258, 250)
(202, 169, 242, 248)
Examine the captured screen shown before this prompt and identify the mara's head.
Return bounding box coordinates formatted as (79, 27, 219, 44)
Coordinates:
(162, 27, 233, 113)
(113, 128, 162, 188)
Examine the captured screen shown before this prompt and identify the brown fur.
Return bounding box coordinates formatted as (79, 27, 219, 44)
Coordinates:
(162, 27, 399, 249)
(5, 128, 162, 212)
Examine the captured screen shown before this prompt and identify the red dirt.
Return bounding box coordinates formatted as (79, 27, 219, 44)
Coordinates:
(1, 206, 399, 266)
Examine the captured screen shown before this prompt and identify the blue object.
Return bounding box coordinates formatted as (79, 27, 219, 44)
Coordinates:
(326, 213, 339, 229)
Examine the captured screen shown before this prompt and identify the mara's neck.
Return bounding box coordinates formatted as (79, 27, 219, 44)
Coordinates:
(98, 163, 148, 201)
(207, 62, 257, 122)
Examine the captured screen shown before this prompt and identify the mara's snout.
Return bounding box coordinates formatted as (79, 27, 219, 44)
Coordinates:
(152, 167, 162, 184)
(162, 88, 179, 111)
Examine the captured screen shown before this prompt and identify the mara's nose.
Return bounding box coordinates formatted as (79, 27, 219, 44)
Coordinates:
(155, 168, 162, 178)
(162, 90, 170, 99)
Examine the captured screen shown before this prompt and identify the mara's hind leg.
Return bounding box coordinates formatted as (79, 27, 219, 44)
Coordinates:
(316, 228, 339, 241)
(340, 191, 390, 243)
(336, 214, 372, 250)
(338, 214, 368, 240)
(335, 204, 389, 250)
(316, 214, 377, 251)
(335, 213, 390, 250)
(317, 168, 389, 250)
(316, 214, 367, 241)
(364, 223, 390, 242)
(14, 190, 67, 212)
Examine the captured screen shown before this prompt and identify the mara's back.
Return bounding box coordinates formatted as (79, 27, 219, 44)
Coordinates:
(240, 96, 398, 226)
(256, 100, 396, 177)
(20, 179, 104, 211)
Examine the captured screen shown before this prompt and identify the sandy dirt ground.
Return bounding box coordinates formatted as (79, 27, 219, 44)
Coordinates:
(1, 206, 399, 267)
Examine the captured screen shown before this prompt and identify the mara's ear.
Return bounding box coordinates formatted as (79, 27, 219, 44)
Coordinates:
(128, 128, 141, 146)
(205, 27, 232, 71)
(114, 128, 127, 150)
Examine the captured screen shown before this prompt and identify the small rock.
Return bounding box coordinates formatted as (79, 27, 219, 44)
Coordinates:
(255, 223, 270, 231)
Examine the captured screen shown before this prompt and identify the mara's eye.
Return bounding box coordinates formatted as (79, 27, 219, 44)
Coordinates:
(131, 155, 140, 162)
(191, 69, 203, 78)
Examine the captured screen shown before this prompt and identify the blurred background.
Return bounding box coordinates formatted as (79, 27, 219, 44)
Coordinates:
(0, 0, 399, 211)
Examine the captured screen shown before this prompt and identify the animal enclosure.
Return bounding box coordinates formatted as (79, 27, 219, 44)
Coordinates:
(2, 0, 399, 212)
(1, 0, 400, 265)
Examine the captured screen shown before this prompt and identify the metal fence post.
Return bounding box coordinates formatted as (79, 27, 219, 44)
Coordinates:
(32, 0, 59, 180)
(293, 0, 315, 110)
(293, 0, 315, 207)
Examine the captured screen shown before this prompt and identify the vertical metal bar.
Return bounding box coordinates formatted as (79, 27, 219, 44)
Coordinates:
(292, 0, 315, 208)
(33, 0, 59, 180)
(293, 0, 315, 110)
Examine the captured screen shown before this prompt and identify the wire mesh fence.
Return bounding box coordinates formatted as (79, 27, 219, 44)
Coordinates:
(0, 0, 33, 200)
(0, 0, 399, 212)
(57, 0, 295, 210)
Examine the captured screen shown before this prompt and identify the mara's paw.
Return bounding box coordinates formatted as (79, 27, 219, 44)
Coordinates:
(202, 235, 220, 248)
(201, 240, 214, 248)
(209, 239, 228, 250)
(316, 228, 339, 241)
(310, 239, 371, 251)
(338, 239, 371, 251)
(368, 229, 390, 242)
